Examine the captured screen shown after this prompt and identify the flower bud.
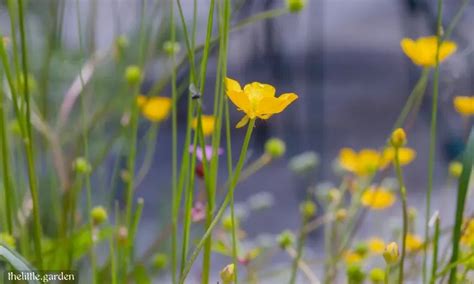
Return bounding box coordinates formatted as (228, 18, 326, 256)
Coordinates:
(220, 263, 235, 283)
(383, 242, 399, 265)
(221, 215, 237, 232)
(286, 0, 306, 13)
(369, 267, 385, 283)
(124, 65, 142, 86)
(73, 157, 92, 174)
(0, 233, 16, 249)
(277, 230, 295, 249)
(353, 242, 368, 257)
(346, 264, 365, 284)
(114, 35, 129, 60)
(335, 209, 348, 222)
(300, 200, 317, 219)
(163, 41, 181, 56)
(390, 128, 407, 148)
(152, 253, 168, 270)
(289, 152, 320, 175)
(264, 138, 286, 158)
(449, 161, 462, 178)
(327, 188, 342, 203)
(91, 206, 108, 226)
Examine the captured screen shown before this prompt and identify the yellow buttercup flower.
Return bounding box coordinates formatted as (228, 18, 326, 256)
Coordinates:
(137, 95, 172, 122)
(344, 250, 363, 265)
(361, 187, 396, 210)
(461, 219, 474, 246)
(400, 36, 457, 67)
(367, 237, 385, 254)
(339, 148, 382, 176)
(192, 115, 216, 137)
(382, 147, 416, 167)
(453, 96, 474, 116)
(225, 77, 298, 128)
(405, 234, 423, 252)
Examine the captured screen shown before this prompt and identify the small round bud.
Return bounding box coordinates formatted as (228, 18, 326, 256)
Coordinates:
(117, 226, 129, 246)
(449, 161, 462, 178)
(390, 128, 407, 148)
(91, 206, 108, 226)
(277, 230, 295, 249)
(335, 209, 348, 222)
(221, 215, 237, 232)
(73, 157, 92, 174)
(346, 264, 365, 284)
(0, 233, 16, 249)
(289, 152, 320, 175)
(300, 200, 317, 219)
(124, 65, 142, 86)
(163, 41, 181, 56)
(353, 242, 368, 257)
(264, 138, 286, 158)
(383, 242, 399, 265)
(286, 0, 306, 13)
(369, 267, 385, 283)
(220, 263, 235, 284)
(152, 253, 168, 270)
(327, 188, 342, 203)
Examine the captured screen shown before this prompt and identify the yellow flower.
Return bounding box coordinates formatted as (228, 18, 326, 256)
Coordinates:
(339, 148, 382, 176)
(383, 242, 399, 265)
(361, 187, 396, 210)
(461, 219, 474, 246)
(137, 95, 172, 122)
(400, 36, 457, 67)
(453, 96, 474, 116)
(390, 128, 407, 148)
(405, 234, 423, 252)
(367, 237, 385, 255)
(192, 115, 216, 137)
(225, 77, 298, 128)
(382, 147, 416, 167)
(344, 250, 363, 265)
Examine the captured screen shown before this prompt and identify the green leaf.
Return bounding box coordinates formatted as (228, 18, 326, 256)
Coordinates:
(0, 244, 39, 284)
(133, 263, 151, 284)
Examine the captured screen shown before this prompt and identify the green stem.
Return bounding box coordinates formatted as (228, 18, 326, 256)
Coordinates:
(289, 216, 309, 284)
(385, 265, 390, 284)
(430, 215, 440, 284)
(423, 0, 442, 281)
(394, 147, 408, 284)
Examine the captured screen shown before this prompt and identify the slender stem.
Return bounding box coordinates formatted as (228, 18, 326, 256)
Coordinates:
(385, 265, 390, 284)
(394, 148, 408, 284)
(18, 0, 43, 268)
(423, 0, 442, 281)
(430, 216, 440, 284)
(290, 216, 310, 284)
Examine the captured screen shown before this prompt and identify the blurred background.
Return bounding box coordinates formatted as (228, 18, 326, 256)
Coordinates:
(1, 0, 473, 280)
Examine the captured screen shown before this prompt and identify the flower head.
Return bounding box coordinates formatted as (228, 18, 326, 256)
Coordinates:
(277, 230, 295, 249)
(453, 96, 474, 116)
(369, 268, 385, 283)
(449, 161, 463, 178)
(91, 206, 108, 226)
(191, 202, 206, 223)
(220, 263, 235, 284)
(344, 250, 363, 265)
(390, 128, 407, 148)
(400, 36, 457, 67)
(286, 0, 306, 13)
(265, 138, 286, 158)
(137, 95, 172, 122)
(339, 148, 382, 176)
(189, 145, 223, 162)
(361, 187, 396, 210)
(461, 219, 474, 247)
(383, 242, 399, 265)
(192, 115, 215, 136)
(125, 65, 142, 85)
(225, 77, 298, 128)
(367, 237, 385, 255)
(382, 147, 416, 167)
(405, 233, 423, 252)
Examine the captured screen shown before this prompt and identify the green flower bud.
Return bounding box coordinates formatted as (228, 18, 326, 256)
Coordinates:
(369, 267, 385, 283)
(220, 263, 235, 284)
(221, 215, 238, 232)
(335, 209, 348, 222)
(346, 264, 365, 284)
(383, 242, 399, 265)
(152, 253, 168, 270)
(73, 157, 91, 174)
(286, 0, 306, 13)
(300, 200, 317, 219)
(264, 138, 286, 158)
(124, 65, 142, 86)
(163, 41, 181, 56)
(0, 233, 16, 249)
(91, 206, 108, 226)
(449, 161, 462, 178)
(277, 230, 295, 249)
(353, 242, 368, 257)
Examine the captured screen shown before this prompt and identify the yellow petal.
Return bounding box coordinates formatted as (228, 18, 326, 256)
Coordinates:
(141, 97, 172, 122)
(243, 82, 276, 99)
(192, 115, 216, 136)
(256, 93, 298, 117)
(405, 234, 423, 252)
(227, 90, 253, 117)
(454, 96, 474, 116)
(225, 77, 242, 92)
(400, 38, 419, 64)
(235, 115, 250, 128)
(383, 147, 416, 166)
(136, 95, 147, 108)
(339, 148, 358, 172)
(367, 238, 385, 254)
(439, 40, 457, 62)
(361, 187, 396, 210)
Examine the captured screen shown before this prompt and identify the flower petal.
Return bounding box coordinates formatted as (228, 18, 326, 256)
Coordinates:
(243, 82, 276, 98)
(225, 77, 242, 92)
(256, 93, 298, 116)
(236, 115, 250, 128)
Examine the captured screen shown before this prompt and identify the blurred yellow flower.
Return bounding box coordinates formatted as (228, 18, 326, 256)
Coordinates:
(405, 234, 423, 252)
(461, 219, 474, 246)
(344, 250, 363, 265)
(367, 237, 385, 254)
(225, 77, 298, 128)
(361, 187, 396, 210)
(339, 148, 382, 176)
(400, 36, 457, 67)
(192, 115, 216, 137)
(137, 95, 172, 122)
(453, 96, 474, 116)
(382, 147, 416, 167)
